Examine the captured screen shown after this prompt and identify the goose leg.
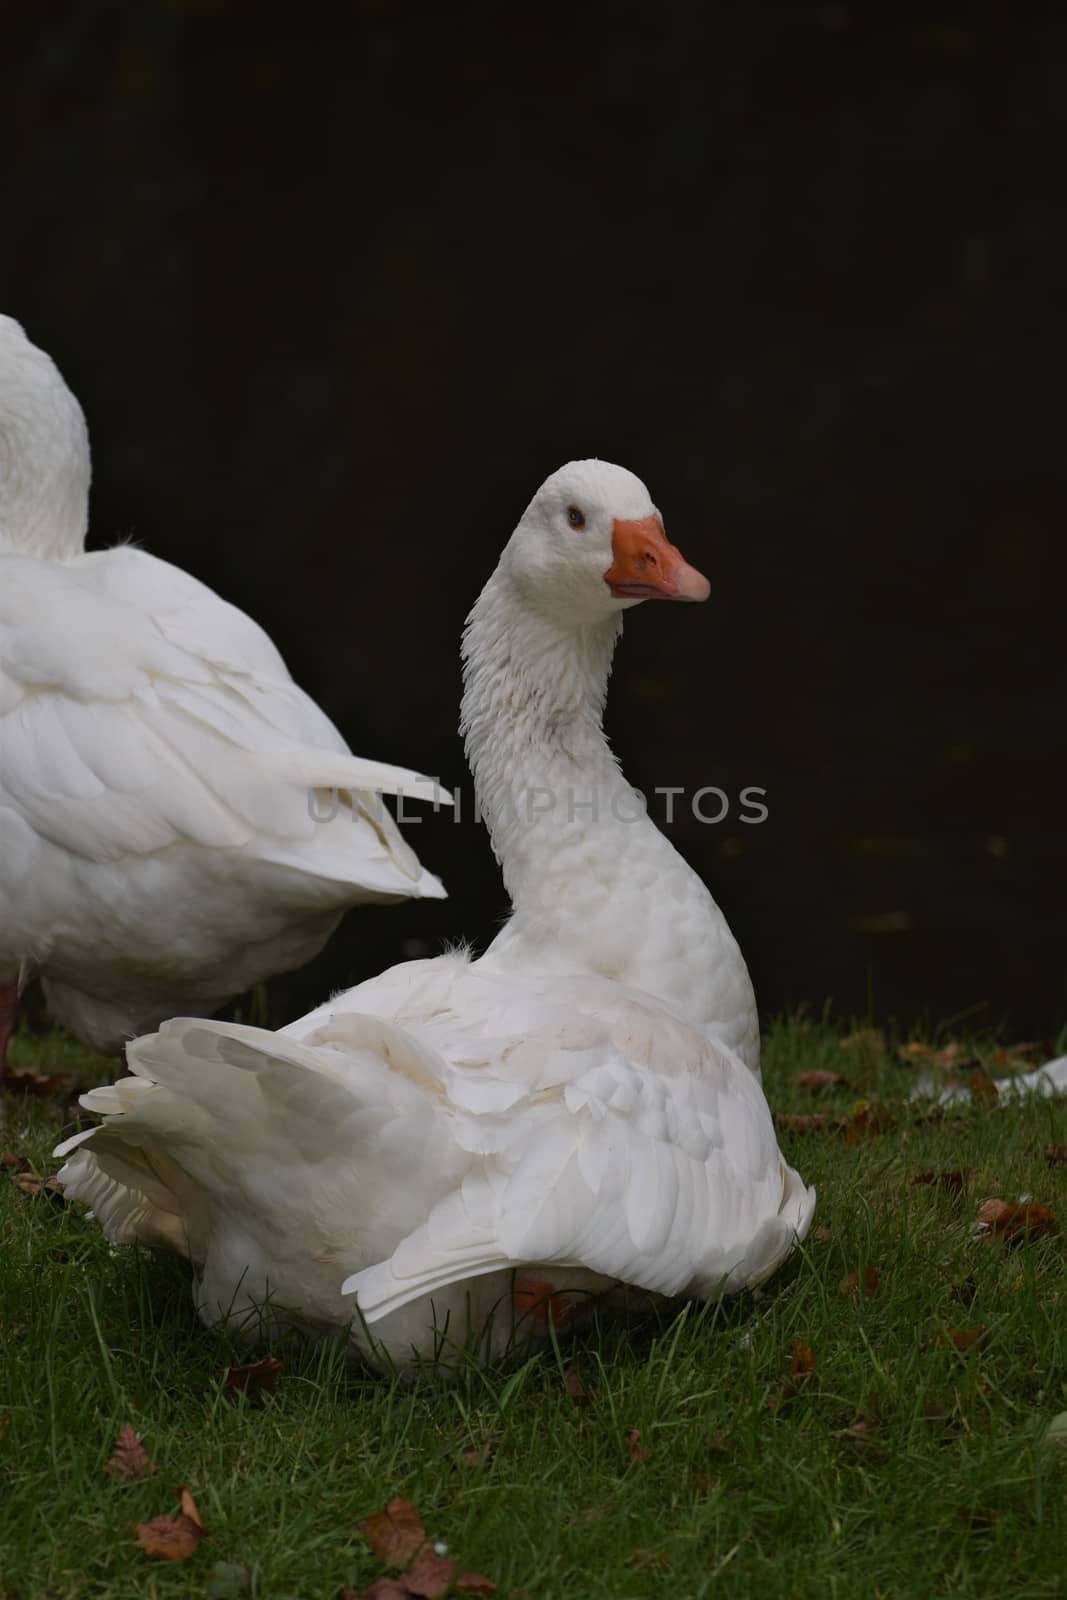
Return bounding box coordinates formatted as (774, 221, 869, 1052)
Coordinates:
(0, 980, 18, 1080)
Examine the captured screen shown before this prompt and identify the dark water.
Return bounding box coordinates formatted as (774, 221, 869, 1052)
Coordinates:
(3, 6, 1064, 1034)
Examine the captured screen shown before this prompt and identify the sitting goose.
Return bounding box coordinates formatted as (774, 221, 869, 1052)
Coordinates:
(57, 459, 814, 1369)
(0, 314, 446, 1073)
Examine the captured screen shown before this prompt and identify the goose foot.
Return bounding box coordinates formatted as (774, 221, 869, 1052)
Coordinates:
(0, 981, 18, 1081)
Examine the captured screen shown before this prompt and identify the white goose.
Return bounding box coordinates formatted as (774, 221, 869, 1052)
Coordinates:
(57, 460, 814, 1369)
(0, 314, 446, 1074)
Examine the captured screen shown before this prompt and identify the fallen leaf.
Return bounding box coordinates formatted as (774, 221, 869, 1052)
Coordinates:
(179, 1486, 204, 1529)
(357, 1498, 427, 1569)
(563, 1363, 592, 1406)
(790, 1339, 817, 1380)
(0, 1151, 26, 1170)
(899, 1042, 932, 1061)
(977, 1200, 1058, 1244)
(795, 1070, 848, 1092)
(456, 1574, 497, 1595)
(406, 1550, 458, 1598)
(845, 1102, 893, 1142)
(105, 1424, 156, 1482)
(992, 1203, 1057, 1242)
(10, 1171, 65, 1201)
(933, 1042, 962, 1067)
(135, 1514, 204, 1561)
(2, 1068, 68, 1097)
(968, 1072, 998, 1103)
(975, 1197, 1010, 1230)
(1044, 1144, 1067, 1167)
(362, 1581, 414, 1600)
(220, 1356, 282, 1402)
(624, 1427, 648, 1462)
(454, 1447, 489, 1468)
(812, 1225, 832, 1242)
(911, 1168, 970, 1193)
(839, 1265, 880, 1300)
(944, 1326, 986, 1352)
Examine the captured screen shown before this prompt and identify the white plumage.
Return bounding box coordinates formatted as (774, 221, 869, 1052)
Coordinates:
(58, 458, 815, 1369)
(0, 315, 445, 1063)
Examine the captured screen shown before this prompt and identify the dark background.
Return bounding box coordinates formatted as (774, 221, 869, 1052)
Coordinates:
(3, 4, 1064, 1036)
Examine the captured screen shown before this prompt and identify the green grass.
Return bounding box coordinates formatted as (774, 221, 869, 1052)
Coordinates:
(2, 1019, 1066, 1600)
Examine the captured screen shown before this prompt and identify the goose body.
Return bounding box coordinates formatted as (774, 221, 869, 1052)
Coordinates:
(0, 316, 445, 1063)
(58, 460, 814, 1369)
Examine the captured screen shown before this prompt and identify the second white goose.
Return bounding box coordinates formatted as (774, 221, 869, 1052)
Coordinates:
(57, 459, 814, 1369)
(0, 314, 446, 1072)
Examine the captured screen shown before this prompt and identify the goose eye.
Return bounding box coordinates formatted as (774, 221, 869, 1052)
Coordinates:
(566, 505, 586, 530)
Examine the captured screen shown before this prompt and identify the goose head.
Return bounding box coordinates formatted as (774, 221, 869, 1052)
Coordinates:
(499, 458, 709, 625)
(0, 314, 90, 561)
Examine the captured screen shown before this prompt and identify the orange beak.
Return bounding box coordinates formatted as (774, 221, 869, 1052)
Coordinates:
(604, 515, 710, 602)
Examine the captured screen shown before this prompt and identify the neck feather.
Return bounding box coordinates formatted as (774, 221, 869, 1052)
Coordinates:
(461, 566, 626, 900)
(0, 346, 90, 560)
(460, 561, 760, 1067)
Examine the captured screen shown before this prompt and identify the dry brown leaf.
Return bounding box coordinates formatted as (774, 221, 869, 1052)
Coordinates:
(969, 1072, 998, 1103)
(898, 1042, 932, 1061)
(911, 1168, 970, 1193)
(179, 1486, 204, 1529)
(839, 1264, 880, 1300)
(220, 1356, 282, 1402)
(770, 1338, 817, 1408)
(790, 1339, 817, 1380)
(989, 1203, 1058, 1243)
(406, 1550, 458, 1598)
(2, 1068, 68, 1097)
(10, 1171, 64, 1201)
(933, 1042, 962, 1067)
(975, 1197, 1010, 1229)
(795, 1070, 848, 1093)
(105, 1424, 156, 1483)
(135, 1514, 204, 1561)
(456, 1574, 497, 1595)
(357, 1498, 427, 1569)
(454, 1447, 489, 1468)
(0, 1151, 26, 1171)
(362, 1581, 414, 1600)
(812, 1225, 832, 1242)
(944, 1325, 986, 1352)
(1044, 1144, 1067, 1167)
(624, 1427, 648, 1462)
(845, 1102, 893, 1142)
